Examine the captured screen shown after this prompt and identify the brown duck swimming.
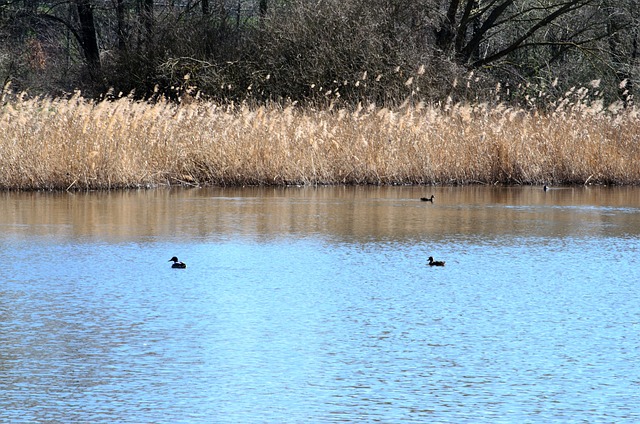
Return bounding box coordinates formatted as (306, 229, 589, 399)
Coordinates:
(169, 256, 187, 269)
(428, 256, 445, 266)
(420, 195, 435, 202)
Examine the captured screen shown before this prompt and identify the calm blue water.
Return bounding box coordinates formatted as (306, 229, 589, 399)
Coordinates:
(1, 187, 639, 423)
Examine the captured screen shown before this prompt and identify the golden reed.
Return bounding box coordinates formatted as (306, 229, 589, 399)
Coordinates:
(0, 92, 638, 190)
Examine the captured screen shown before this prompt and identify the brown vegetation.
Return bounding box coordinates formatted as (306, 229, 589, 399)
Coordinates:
(0, 90, 638, 190)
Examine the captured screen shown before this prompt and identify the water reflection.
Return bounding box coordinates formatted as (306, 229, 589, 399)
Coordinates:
(1, 186, 639, 423)
(1, 186, 639, 242)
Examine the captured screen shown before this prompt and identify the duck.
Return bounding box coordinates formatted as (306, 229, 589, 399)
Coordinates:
(543, 184, 549, 191)
(420, 195, 435, 202)
(169, 256, 187, 268)
(428, 256, 445, 266)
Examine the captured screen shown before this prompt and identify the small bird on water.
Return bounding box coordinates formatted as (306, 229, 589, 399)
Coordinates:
(420, 195, 435, 202)
(169, 256, 187, 268)
(428, 256, 445, 267)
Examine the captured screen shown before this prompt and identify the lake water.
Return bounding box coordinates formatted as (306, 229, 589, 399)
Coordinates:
(1, 186, 639, 423)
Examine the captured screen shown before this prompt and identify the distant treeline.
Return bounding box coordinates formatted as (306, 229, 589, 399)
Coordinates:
(0, 0, 638, 105)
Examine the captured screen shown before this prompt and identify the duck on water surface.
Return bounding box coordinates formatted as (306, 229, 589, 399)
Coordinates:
(428, 256, 445, 266)
(169, 256, 187, 268)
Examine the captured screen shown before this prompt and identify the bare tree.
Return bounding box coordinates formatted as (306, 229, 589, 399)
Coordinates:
(1, 0, 638, 101)
(434, 0, 608, 67)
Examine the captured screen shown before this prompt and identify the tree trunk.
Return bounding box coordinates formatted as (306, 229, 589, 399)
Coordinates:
(142, 0, 154, 41)
(259, 0, 267, 17)
(435, 0, 459, 52)
(75, 0, 101, 76)
(116, 0, 126, 51)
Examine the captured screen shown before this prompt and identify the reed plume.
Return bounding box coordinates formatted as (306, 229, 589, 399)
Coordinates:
(0, 90, 638, 190)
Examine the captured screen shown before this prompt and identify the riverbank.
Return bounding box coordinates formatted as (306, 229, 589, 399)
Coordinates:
(1, 94, 638, 190)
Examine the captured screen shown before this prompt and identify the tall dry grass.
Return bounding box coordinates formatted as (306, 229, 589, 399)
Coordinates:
(0, 90, 639, 190)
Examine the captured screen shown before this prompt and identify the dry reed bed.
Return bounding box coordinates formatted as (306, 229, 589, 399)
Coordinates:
(0, 94, 638, 190)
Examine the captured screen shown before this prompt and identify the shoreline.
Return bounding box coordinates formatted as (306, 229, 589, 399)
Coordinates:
(0, 181, 630, 193)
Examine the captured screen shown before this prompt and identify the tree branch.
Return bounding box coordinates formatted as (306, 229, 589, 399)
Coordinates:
(471, 0, 591, 67)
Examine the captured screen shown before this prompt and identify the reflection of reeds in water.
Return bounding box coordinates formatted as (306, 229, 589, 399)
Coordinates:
(2, 186, 637, 241)
(1, 92, 638, 190)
